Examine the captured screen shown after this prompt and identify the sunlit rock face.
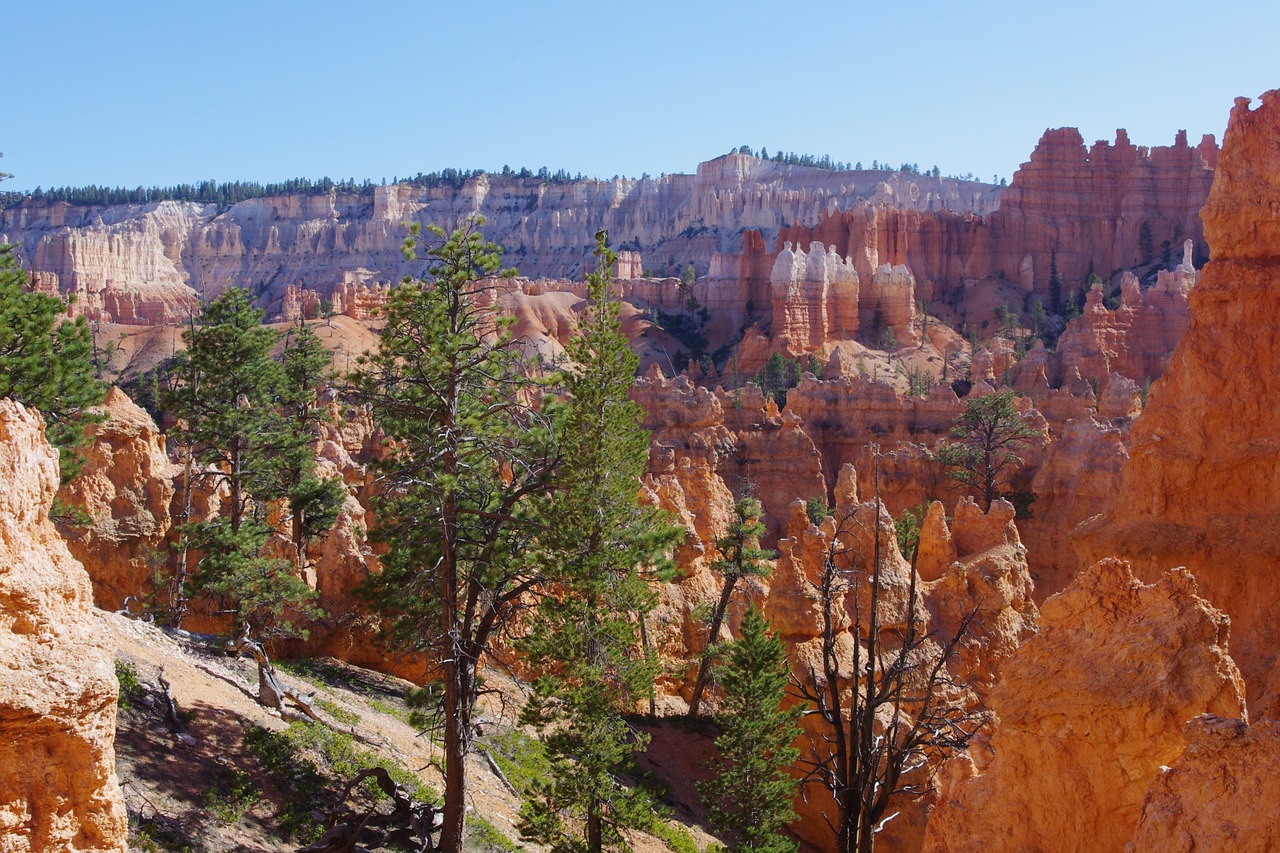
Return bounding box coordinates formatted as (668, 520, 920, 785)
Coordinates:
(1076, 90, 1280, 717)
(0, 399, 128, 852)
(924, 559, 1244, 853)
(0, 155, 1000, 323)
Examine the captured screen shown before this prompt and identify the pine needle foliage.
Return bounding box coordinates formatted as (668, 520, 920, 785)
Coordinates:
(0, 244, 106, 481)
(933, 390, 1039, 509)
(517, 231, 682, 853)
(164, 288, 331, 636)
(354, 217, 560, 851)
(700, 606, 801, 853)
(687, 495, 774, 717)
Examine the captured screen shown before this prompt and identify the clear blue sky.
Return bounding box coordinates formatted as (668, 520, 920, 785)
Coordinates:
(4, 1, 1276, 192)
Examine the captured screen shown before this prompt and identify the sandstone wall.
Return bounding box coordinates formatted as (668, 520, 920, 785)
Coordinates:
(924, 559, 1244, 853)
(1129, 715, 1280, 851)
(0, 399, 127, 852)
(743, 127, 1215, 321)
(58, 388, 181, 612)
(1075, 90, 1280, 716)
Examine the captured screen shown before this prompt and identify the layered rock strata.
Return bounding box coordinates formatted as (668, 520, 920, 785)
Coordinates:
(1, 155, 999, 322)
(737, 127, 1214, 325)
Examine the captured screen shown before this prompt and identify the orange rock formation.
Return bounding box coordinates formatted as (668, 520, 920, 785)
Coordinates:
(0, 399, 127, 852)
(58, 388, 181, 612)
(1075, 90, 1280, 716)
(924, 559, 1244, 853)
(1129, 715, 1280, 851)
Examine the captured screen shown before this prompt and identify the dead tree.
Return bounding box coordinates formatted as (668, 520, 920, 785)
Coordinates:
(791, 454, 985, 853)
(226, 624, 324, 722)
(298, 767, 442, 853)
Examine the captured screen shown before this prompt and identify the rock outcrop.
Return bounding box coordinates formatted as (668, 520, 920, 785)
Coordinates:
(739, 127, 1214, 331)
(1075, 90, 1280, 716)
(924, 559, 1244, 853)
(0, 399, 127, 852)
(1039, 259, 1195, 388)
(921, 498, 1039, 702)
(1129, 715, 1280, 852)
(769, 241, 860, 351)
(58, 388, 181, 612)
(987, 127, 1215, 296)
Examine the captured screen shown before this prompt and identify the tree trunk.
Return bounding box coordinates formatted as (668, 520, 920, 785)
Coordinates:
(587, 800, 603, 853)
(638, 611, 657, 718)
(439, 379, 467, 851)
(171, 445, 194, 627)
(686, 574, 738, 717)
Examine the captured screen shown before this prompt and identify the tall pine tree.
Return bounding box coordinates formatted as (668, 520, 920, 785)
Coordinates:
(165, 289, 322, 636)
(355, 218, 560, 850)
(518, 231, 681, 853)
(687, 495, 774, 717)
(700, 605, 801, 853)
(0, 244, 106, 481)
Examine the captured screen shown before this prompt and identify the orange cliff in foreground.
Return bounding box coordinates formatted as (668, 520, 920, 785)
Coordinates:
(0, 399, 127, 852)
(1076, 89, 1280, 718)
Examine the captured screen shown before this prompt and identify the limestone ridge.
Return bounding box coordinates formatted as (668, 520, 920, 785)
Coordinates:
(740, 128, 1216, 311)
(0, 154, 1000, 323)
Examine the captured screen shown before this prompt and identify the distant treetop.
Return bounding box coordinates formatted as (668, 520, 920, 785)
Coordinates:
(730, 144, 999, 183)
(0, 166, 590, 210)
(0, 152, 1001, 210)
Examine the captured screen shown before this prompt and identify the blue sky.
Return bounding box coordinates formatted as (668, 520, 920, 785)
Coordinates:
(4, 1, 1277, 191)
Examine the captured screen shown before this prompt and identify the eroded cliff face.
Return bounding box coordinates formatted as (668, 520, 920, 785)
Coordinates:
(744, 127, 1214, 323)
(57, 388, 181, 612)
(924, 559, 1244, 853)
(987, 127, 1215, 294)
(0, 155, 999, 324)
(1129, 715, 1280, 852)
(0, 399, 127, 852)
(1075, 90, 1280, 716)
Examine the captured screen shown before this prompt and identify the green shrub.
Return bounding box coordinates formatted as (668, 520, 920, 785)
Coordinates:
(205, 765, 257, 824)
(466, 816, 521, 852)
(316, 698, 361, 726)
(479, 728, 549, 795)
(805, 497, 829, 527)
(649, 820, 701, 853)
(115, 660, 145, 710)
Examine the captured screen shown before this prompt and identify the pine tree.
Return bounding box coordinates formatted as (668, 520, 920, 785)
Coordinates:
(687, 496, 774, 717)
(1048, 248, 1063, 316)
(0, 244, 106, 481)
(518, 231, 682, 853)
(165, 288, 321, 636)
(355, 217, 560, 850)
(933, 389, 1039, 510)
(700, 606, 801, 853)
(278, 322, 346, 572)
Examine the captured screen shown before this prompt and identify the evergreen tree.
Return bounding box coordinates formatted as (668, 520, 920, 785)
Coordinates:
(687, 496, 774, 717)
(934, 390, 1039, 509)
(0, 245, 106, 481)
(518, 231, 681, 853)
(165, 288, 321, 636)
(1048, 248, 1063, 316)
(278, 322, 346, 571)
(355, 217, 560, 850)
(757, 352, 801, 406)
(700, 606, 801, 853)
